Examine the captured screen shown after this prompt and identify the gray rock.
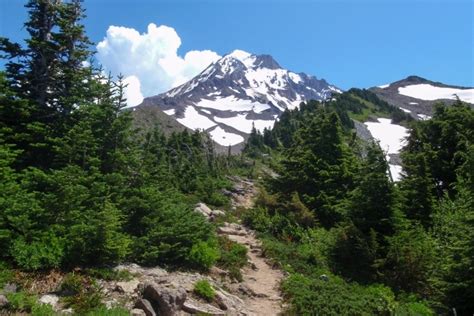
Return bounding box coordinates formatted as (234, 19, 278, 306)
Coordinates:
(319, 274, 329, 282)
(182, 298, 226, 316)
(135, 298, 156, 316)
(143, 282, 186, 316)
(0, 294, 9, 308)
(116, 279, 140, 295)
(194, 203, 225, 221)
(60, 308, 74, 314)
(2, 283, 17, 294)
(131, 308, 147, 316)
(39, 294, 59, 310)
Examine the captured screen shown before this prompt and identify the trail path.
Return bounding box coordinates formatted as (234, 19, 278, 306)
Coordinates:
(218, 177, 284, 316)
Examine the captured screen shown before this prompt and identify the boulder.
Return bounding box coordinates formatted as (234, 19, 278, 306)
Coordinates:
(131, 308, 147, 316)
(182, 298, 226, 316)
(39, 294, 59, 310)
(215, 289, 245, 312)
(195, 203, 225, 221)
(194, 203, 213, 218)
(135, 298, 156, 316)
(116, 279, 140, 294)
(142, 282, 186, 316)
(0, 294, 8, 308)
(2, 283, 17, 294)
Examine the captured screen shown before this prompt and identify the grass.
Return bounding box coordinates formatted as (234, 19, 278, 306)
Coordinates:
(193, 279, 215, 302)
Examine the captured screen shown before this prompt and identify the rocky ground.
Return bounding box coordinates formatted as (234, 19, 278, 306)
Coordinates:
(1, 177, 285, 315)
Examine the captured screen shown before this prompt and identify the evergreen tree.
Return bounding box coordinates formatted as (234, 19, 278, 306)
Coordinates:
(274, 109, 355, 226)
(349, 142, 396, 238)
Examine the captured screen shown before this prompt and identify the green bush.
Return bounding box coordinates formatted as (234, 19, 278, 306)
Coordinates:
(0, 261, 14, 287)
(84, 267, 133, 281)
(130, 191, 216, 268)
(282, 273, 398, 315)
(60, 273, 84, 295)
(11, 233, 64, 270)
(31, 303, 56, 316)
(217, 236, 247, 281)
(61, 274, 103, 314)
(6, 291, 38, 313)
(394, 302, 434, 316)
(193, 280, 215, 302)
(188, 240, 220, 270)
(242, 207, 271, 233)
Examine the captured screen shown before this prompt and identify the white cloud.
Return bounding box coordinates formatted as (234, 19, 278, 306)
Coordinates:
(96, 23, 221, 103)
(123, 75, 144, 108)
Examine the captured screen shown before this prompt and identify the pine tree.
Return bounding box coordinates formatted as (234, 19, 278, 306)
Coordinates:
(274, 109, 355, 226)
(349, 142, 396, 237)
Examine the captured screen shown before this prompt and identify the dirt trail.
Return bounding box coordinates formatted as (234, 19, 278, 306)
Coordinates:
(219, 177, 284, 316)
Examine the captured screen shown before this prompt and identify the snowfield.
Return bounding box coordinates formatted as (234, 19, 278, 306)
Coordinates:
(177, 106, 217, 130)
(365, 118, 408, 155)
(196, 96, 271, 113)
(398, 84, 474, 103)
(209, 126, 244, 146)
(214, 114, 275, 134)
(365, 118, 409, 181)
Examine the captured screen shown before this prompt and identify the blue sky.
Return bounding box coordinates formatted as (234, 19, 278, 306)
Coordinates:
(1, 0, 473, 94)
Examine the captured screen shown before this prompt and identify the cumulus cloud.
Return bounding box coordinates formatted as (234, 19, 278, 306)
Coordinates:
(123, 76, 144, 108)
(96, 23, 221, 104)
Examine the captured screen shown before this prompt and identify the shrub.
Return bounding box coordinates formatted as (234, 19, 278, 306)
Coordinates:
(85, 267, 133, 281)
(188, 240, 220, 270)
(242, 207, 271, 233)
(60, 274, 103, 314)
(31, 303, 56, 316)
(11, 233, 64, 270)
(0, 261, 14, 287)
(394, 302, 434, 316)
(6, 291, 38, 313)
(217, 237, 247, 269)
(193, 280, 215, 302)
(282, 273, 398, 315)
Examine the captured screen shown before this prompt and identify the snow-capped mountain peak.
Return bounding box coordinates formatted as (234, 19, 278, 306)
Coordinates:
(140, 50, 341, 148)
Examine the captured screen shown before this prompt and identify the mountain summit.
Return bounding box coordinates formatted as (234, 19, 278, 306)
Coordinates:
(371, 76, 474, 120)
(139, 50, 340, 147)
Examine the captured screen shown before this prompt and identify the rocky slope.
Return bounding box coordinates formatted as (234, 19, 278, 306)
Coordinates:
(137, 50, 340, 149)
(371, 75, 474, 120)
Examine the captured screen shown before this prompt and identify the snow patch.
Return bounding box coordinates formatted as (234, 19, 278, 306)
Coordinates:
(409, 102, 419, 105)
(417, 114, 431, 120)
(196, 96, 270, 113)
(389, 164, 403, 182)
(214, 114, 275, 134)
(364, 118, 408, 155)
(378, 84, 390, 89)
(398, 84, 474, 103)
(289, 72, 302, 84)
(209, 126, 244, 146)
(163, 109, 176, 115)
(177, 106, 217, 130)
(400, 107, 411, 113)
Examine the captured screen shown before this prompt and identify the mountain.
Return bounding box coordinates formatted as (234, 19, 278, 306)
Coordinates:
(137, 50, 340, 149)
(370, 76, 474, 120)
